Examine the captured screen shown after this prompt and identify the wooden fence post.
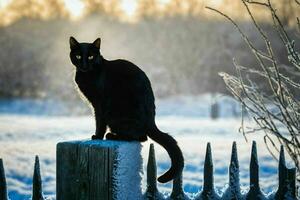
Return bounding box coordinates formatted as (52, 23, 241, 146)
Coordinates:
(56, 140, 143, 200)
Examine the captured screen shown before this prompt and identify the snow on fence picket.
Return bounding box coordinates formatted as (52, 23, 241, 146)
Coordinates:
(0, 141, 297, 200)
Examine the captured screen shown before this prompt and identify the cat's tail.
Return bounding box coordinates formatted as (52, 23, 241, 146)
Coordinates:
(147, 124, 184, 183)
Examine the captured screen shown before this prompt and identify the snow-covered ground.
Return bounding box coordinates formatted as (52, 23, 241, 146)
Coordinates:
(0, 95, 289, 199)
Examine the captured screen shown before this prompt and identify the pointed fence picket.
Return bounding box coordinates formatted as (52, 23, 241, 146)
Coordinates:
(0, 141, 297, 200)
(145, 143, 163, 199)
(32, 156, 44, 200)
(144, 141, 297, 200)
(195, 142, 219, 200)
(246, 141, 264, 200)
(0, 159, 8, 200)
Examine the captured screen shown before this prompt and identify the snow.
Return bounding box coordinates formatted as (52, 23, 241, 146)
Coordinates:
(144, 189, 165, 200)
(113, 141, 143, 200)
(0, 94, 241, 117)
(0, 94, 293, 199)
(154, 94, 241, 118)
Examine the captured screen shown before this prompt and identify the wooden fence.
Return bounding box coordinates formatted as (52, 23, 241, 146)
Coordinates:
(0, 141, 297, 200)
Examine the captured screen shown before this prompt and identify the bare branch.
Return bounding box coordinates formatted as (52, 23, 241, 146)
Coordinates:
(209, 0, 300, 181)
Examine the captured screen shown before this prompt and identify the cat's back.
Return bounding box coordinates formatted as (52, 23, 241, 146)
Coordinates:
(105, 59, 145, 76)
(104, 58, 155, 115)
(104, 58, 153, 95)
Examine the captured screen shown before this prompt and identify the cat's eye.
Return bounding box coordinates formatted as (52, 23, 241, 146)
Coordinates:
(76, 55, 81, 59)
(88, 55, 94, 60)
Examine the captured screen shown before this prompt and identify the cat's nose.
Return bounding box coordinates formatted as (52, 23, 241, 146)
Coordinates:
(78, 61, 90, 72)
(82, 61, 89, 69)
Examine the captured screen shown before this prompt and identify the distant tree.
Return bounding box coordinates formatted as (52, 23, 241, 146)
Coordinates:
(84, 0, 121, 17)
(273, 0, 299, 26)
(210, 99, 219, 119)
(0, 0, 67, 25)
(164, 0, 204, 17)
(136, 0, 160, 20)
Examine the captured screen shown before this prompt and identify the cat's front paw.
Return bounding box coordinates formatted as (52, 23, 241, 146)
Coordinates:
(105, 132, 120, 140)
(91, 135, 103, 140)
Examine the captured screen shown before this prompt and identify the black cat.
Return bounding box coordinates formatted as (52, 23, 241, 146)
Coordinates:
(69, 37, 184, 183)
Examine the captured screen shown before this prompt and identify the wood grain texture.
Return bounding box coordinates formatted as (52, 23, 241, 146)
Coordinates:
(56, 140, 116, 200)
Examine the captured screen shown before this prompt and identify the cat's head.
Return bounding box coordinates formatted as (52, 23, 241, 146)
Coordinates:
(69, 37, 102, 72)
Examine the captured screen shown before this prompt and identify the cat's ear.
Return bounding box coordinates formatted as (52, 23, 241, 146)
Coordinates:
(69, 36, 79, 49)
(93, 38, 101, 49)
